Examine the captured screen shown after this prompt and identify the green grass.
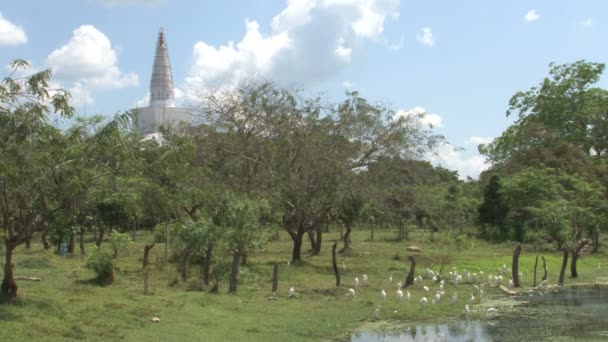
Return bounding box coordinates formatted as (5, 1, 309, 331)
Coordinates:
(1, 229, 607, 341)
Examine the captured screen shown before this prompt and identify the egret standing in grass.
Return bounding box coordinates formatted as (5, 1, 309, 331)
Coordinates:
(420, 297, 428, 309)
(423, 286, 429, 293)
(362, 274, 368, 287)
(355, 277, 359, 288)
(406, 291, 411, 302)
(464, 304, 470, 318)
(388, 274, 393, 283)
(381, 289, 387, 300)
(452, 293, 458, 304)
(348, 288, 356, 299)
(289, 287, 296, 298)
(342, 260, 346, 271)
(396, 289, 403, 301)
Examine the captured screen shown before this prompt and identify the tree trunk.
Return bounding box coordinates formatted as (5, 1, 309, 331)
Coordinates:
(311, 224, 323, 256)
(96, 227, 105, 247)
(558, 249, 568, 286)
(340, 226, 352, 252)
(272, 263, 279, 293)
(203, 241, 213, 286)
(229, 249, 242, 293)
(143, 242, 156, 269)
(542, 256, 548, 281)
(592, 230, 599, 254)
(533, 255, 538, 287)
(79, 228, 86, 255)
(241, 249, 248, 266)
(404, 255, 416, 287)
(571, 239, 590, 278)
(41, 229, 51, 250)
(180, 251, 191, 281)
(332, 242, 340, 287)
(0, 240, 17, 301)
(290, 231, 304, 262)
(68, 232, 76, 254)
(307, 229, 317, 253)
(512, 244, 522, 287)
(131, 221, 136, 241)
(25, 236, 31, 249)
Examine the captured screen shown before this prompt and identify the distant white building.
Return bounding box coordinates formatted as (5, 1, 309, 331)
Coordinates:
(134, 29, 192, 135)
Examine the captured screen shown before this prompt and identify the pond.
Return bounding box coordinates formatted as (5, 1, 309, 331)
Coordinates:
(351, 286, 608, 342)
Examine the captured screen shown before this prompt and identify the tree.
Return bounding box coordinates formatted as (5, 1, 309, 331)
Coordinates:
(481, 60, 608, 164)
(478, 175, 509, 240)
(0, 60, 73, 301)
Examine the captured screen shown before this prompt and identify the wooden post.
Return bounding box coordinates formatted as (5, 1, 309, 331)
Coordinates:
(541, 256, 548, 281)
(143, 242, 156, 269)
(164, 222, 169, 263)
(558, 249, 568, 286)
(332, 242, 340, 287)
(533, 255, 538, 287)
(272, 263, 279, 293)
(512, 244, 522, 287)
(404, 255, 416, 287)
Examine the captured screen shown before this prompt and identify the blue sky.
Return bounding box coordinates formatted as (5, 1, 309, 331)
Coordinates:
(1, 0, 606, 178)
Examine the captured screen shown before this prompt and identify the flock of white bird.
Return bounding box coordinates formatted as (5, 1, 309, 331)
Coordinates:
(287, 262, 562, 320)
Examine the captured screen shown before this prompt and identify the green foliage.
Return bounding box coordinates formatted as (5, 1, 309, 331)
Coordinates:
(108, 230, 132, 258)
(85, 246, 114, 284)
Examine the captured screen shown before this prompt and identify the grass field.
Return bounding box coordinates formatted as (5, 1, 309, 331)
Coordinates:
(1, 228, 607, 341)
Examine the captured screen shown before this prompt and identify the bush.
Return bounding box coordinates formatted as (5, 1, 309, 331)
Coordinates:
(109, 230, 132, 258)
(86, 246, 114, 284)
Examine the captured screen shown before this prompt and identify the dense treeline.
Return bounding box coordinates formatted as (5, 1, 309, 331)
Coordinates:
(1, 59, 607, 301)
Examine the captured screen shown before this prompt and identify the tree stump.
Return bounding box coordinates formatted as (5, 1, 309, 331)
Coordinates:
(512, 244, 522, 287)
(404, 255, 416, 287)
(533, 255, 538, 287)
(332, 242, 340, 287)
(272, 263, 279, 293)
(542, 256, 548, 281)
(558, 249, 568, 286)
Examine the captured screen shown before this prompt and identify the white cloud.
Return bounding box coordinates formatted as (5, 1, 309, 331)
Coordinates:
(524, 9, 540, 22)
(394, 106, 442, 128)
(342, 80, 354, 88)
(467, 136, 493, 146)
(415, 27, 435, 47)
(429, 143, 491, 180)
(581, 18, 593, 27)
(0, 12, 27, 46)
(98, 0, 165, 7)
(388, 35, 404, 51)
(46, 25, 138, 105)
(186, 0, 400, 92)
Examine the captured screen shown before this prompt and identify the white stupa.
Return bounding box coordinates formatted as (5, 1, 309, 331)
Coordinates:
(134, 29, 192, 135)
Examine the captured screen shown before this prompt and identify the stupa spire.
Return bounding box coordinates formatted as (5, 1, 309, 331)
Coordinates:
(150, 28, 175, 107)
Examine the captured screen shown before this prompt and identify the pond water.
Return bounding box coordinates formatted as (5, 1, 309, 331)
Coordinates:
(351, 286, 608, 342)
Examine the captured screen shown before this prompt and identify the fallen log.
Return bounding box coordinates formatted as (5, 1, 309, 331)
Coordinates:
(499, 284, 518, 296)
(16, 276, 41, 281)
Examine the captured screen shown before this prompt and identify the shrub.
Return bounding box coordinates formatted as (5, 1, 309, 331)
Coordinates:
(109, 230, 132, 258)
(86, 246, 114, 284)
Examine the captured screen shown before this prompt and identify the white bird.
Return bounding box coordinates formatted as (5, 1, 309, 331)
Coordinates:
(507, 279, 514, 289)
(373, 307, 380, 319)
(420, 297, 428, 308)
(388, 274, 393, 283)
(362, 274, 368, 287)
(342, 261, 346, 271)
(423, 286, 430, 293)
(469, 294, 475, 303)
(464, 304, 470, 318)
(397, 281, 402, 288)
(348, 288, 356, 299)
(435, 293, 441, 303)
(381, 289, 387, 300)
(451, 293, 458, 304)
(287, 260, 291, 267)
(396, 289, 403, 301)
(355, 277, 359, 288)
(289, 287, 296, 298)
(479, 271, 484, 276)
(538, 280, 547, 289)
(406, 291, 411, 302)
